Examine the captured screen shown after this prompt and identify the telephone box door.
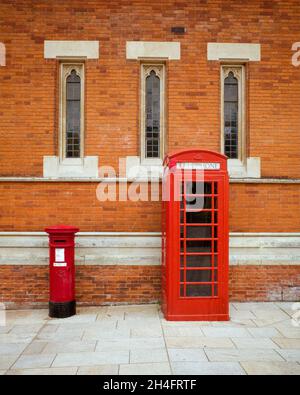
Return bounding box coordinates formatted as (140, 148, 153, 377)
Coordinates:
(163, 150, 229, 321)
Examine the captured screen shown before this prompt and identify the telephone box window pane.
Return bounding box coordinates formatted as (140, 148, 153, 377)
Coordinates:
(180, 284, 184, 297)
(186, 211, 212, 224)
(186, 240, 212, 253)
(186, 270, 212, 283)
(183, 255, 217, 268)
(186, 285, 212, 297)
(186, 196, 211, 209)
(66, 70, 81, 158)
(186, 226, 212, 238)
(145, 71, 160, 158)
(224, 72, 238, 159)
(185, 182, 209, 195)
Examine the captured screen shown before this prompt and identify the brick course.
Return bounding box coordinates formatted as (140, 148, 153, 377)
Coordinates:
(0, 182, 299, 232)
(0, 265, 299, 307)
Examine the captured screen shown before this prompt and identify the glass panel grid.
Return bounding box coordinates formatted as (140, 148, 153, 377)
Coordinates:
(145, 70, 160, 158)
(66, 69, 81, 158)
(180, 181, 219, 298)
(224, 71, 238, 159)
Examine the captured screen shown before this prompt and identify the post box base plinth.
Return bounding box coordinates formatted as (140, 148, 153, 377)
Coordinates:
(49, 300, 76, 319)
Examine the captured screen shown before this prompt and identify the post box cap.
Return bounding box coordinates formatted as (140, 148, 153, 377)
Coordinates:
(44, 225, 79, 234)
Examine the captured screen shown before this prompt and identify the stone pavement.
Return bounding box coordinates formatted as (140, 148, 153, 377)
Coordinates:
(0, 302, 299, 375)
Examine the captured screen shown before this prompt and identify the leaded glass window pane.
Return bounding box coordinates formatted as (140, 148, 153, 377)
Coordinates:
(145, 70, 160, 158)
(224, 72, 238, 159)
(66, 69, 81, 158)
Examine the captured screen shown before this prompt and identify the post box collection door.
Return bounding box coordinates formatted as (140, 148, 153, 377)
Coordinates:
(162, 150, 229, 321)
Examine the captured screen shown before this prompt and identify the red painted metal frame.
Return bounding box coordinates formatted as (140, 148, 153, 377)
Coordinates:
(162, 150, 229, 321)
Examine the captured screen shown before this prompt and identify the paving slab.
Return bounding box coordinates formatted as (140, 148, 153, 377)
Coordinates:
(274, 325, 300, 339)
(165, 336, 234, 349)
(36, 331, 84, 342)
(9, 324, 44, 335)
(252, 309, 290, 321)
(171, 361, 245, 375)
(119, 362, 171, 375)
(96, 337, 165, 352)
(130, 348, 168, 364)
(0, 333, 34, 344)
(77, 365, 119, 375)
(241, 361, 300, 375)
(130, 328, 163, 338)
(0, 370, 6, 375)
(57, 321, 117, 331)
(83, 328, 131, 341)
(0, 342, 28, 355)
(232, 302, 279, 311)
(0, 355, 20, 370)
(0, 326, 13, 334)
(42, 340, 97, 354)
(117, 320, 161, 330)
(11, 354, 56, 369)
(6, 310, 48, 325)
(161, 320, 212, 327)
(231, 338, 279, 350)
(168, 348, 208, 362)
(229, 310, 257, 320)
(22, 341, 48, 355)
(38, 325, 59, 335)
(253, 318, 291, 327)
(205, 348, 284, 362)
(276, 349, 300, 362)
(163, 327, 203, 337)
(53, 351, 129, 367)
(247, 327, 282, 338)
(48, 314, 97, 325)
(272, 338, 300, 349)
(201, 327, 251, 338)
(211, 319, 257, 328)
(6, 367, 78, 375)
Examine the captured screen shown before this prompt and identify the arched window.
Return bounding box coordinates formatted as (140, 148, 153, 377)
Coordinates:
(145, 70, 161, 158)
(224, 72, 238, 158)
(141, 64, 165, 162)
(221, 66, 245, 161)
(66, 70, 81, 158)
(60, 63, 84, 159)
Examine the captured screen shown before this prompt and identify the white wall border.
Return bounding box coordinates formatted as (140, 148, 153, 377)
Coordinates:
(43, 156, 99, 179)
(0, 232, 300, 267)
(44, 40, 99, 59)
(207, 43, 261, 61)
(126, 41, 180, 60)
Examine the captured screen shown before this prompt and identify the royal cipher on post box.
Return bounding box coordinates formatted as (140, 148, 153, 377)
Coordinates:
(162, 150, 229, 321)
(45, 225, 79, 318)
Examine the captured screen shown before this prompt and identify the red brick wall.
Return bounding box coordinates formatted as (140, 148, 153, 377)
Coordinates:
(0, 0, 300, 178)
(0, 265, 299, 307)
(229, 265, 300, 302)
(0, 182, 299, 232)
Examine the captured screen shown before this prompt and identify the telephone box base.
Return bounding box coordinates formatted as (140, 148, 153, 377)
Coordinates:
(49, 300, 76, 318)
(164, 313, 229, 321)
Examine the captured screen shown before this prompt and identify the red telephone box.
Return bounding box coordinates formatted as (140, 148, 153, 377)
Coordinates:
(45, 225, 79, 318)
(162, 150, 229, 321)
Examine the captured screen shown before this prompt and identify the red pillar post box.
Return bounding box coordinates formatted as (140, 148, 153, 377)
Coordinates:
(45, 225, 79, 318)
(162, 150, 229, 321)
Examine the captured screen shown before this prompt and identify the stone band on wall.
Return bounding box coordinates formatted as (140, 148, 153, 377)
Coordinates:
(0, 232, 300, 266)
